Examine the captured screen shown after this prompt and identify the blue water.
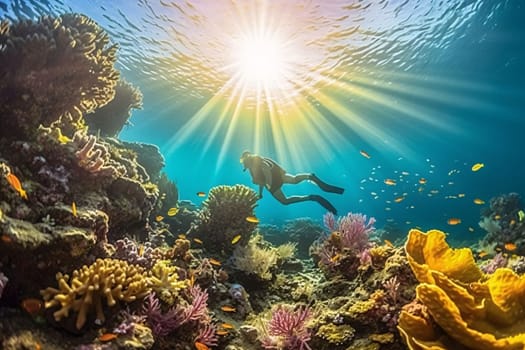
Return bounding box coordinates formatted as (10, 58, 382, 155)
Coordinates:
(2, 0, 524, 242)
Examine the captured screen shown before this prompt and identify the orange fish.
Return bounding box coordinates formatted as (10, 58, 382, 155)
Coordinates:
(510, 219, 516, 226)
(473, 198, 485, 205)
(394, 196, 405, 203)
(418, 178, 427, 184)
(193, 238, 203, 244)
(196, 192, 206, 197)
(99, 333, 118, 342)
(330, 253, 342, 263)
(72, 202, 77, 217)
(478, 250, 488, 258)
(504, 243, 517, 251)
(447, 218, 462, 225)
(209, 258, 221, 266)
(221, 323, 235, 329)
(21, 298, 43, 315)
(384, 179, 396, 186)
(246, 216, 259, 223)
(1, 234, 12, 243)
(216, 330, 229, 336)
(359, 150, 371, 159)
(195, 342, 209, 350)
(384, 239, 394, 248)
(35, 342, 42, 350)
(5, 173, 27, 199)
(220, 305, 236, 312)
(231, 234, 241, 244)
(155, 215, 164, 222)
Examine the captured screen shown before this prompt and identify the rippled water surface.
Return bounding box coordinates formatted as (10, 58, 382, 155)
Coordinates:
(1, 0, 524, 232)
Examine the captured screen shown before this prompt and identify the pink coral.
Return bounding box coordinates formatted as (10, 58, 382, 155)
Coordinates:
(261, 305, 312, 350)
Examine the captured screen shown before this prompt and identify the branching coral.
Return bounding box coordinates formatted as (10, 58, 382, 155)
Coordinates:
(310, 211, 376, 278)
(73, 131, 124, 177)
(0, 14, 119, 139)
(40, 258, 151, 330)
(260, 304, 313, 350)
(148, 260, 187, 305)
(399, 228, 525, 350)
(232, 234, 279, 281)
(189, 184, 258, 256)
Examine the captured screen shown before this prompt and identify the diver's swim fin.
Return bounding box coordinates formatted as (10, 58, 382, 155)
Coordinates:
(310, 174, 344, 194)
(309, 195, 338, 215)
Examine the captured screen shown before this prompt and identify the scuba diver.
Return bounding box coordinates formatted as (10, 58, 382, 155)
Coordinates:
(240, 151, 344, 214)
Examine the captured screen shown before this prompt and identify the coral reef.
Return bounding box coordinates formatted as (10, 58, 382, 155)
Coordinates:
(0, 14, 118, 139)
(310, 211, 376, 279)
(260, 304, 313, 350)
(85, 79, 143, 138)
(399, 228, 525, 349)
(188, 185, 258, 256)
(478, 193, 525, 254)
(232, 234, 280, 281)
(261, 218, 324, 258)
(40, 258, 151, 330)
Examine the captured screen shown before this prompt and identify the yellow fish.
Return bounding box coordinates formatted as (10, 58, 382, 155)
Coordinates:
(209, 258, 222, 266)
(473, 198, 485, 205)
(155, 215, 164, 222)
(458, 193, 465, 198)
(72, 202, 77, 217)
(246, 216, 259, 223)
(196, 191, 206, 197)
(221, 323, 235, 329)
(5, 173, 27, 200)
(418, 178, 427, 184)
(384, 179, 396, 186)
(193, 238, 203, 244)
(231, 234, 241, 244)
(468, 227, 475, 232)
(471, 163, 484, 171)
(518, 210, 525, 222)
(167, 207, 179, 216)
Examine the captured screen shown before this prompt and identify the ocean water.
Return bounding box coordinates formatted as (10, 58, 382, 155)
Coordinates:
(2, 0, 524, 243)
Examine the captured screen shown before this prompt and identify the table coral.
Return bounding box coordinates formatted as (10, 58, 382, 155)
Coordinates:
(398, 228, 525, 350)
(41, 258, 151, 330)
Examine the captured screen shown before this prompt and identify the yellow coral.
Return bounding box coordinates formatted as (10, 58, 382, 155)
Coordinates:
(316, 323, 355, 344)
(148, 260, 187, 305)
(41, 258, 150, 329)
(232, 234, 278, 280)
(399, 228, 525, 350)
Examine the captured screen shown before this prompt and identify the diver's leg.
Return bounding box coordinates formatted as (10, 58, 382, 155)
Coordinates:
(282, 173, 310, 184)
(283, 173, 344, 194)
(272, 190, 338, 214)
(310, 174, 344, 194)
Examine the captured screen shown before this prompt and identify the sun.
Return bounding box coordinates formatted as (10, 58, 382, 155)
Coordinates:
(234, 33, 287, 89)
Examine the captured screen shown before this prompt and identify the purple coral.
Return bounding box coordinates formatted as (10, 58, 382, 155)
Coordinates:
(383, 276, 400, 304)
(0, 272, 7, 299)
(195, 324, 219, 347)
(142, 285, 211, 337)
(482, 252, 508, 274)
(113, 237, 164, 269)
(261, 305, 312, 350)
(324, 212, 376, 252)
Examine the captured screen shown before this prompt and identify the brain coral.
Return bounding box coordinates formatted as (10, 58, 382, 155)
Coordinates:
(0, 13, 119, 139)
(189, 185, 258, 255)
(398, 228, 525, 350)
(41, 258, 150, 330)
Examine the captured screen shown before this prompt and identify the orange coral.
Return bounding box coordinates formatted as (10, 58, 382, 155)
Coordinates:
(398, 228, 525, 350)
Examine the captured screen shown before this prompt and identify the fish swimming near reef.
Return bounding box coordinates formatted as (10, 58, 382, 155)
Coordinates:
(5, 172, 27, 199)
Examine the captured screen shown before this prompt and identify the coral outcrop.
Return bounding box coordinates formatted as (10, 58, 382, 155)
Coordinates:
(188, 185, 258, 256)
(399, 228, 525, 350)
(41, 258, 151, 330)
(0, 14, 119, 139)
(85, 79, 143, 137)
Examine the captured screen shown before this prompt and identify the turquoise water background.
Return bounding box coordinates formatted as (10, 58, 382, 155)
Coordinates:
(1, 0, 524, 243)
